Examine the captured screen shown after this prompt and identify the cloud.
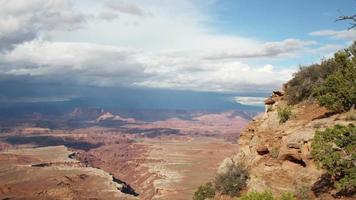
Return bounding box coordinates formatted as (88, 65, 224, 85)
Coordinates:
(0, 0, 295, 93)
(106, 1, 150, 16)
(233, 96, 266, 106)
(98, 12, 119, 21)
(315, 44, 345, 53)
(204, 39, 316, 60)
(133, 59, 294, 92)
(49, 1, 316, 60)
(0, 39, 294, 92)
(2, 40, 151, 86)
(310, 29, 356, 41)
(0, 96, 73, 103)
(0, 0, 88, 51)
(0, 0, 347, 94)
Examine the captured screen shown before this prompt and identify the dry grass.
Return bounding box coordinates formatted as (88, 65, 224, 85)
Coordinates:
(212, 195, 238, 200)
(345, 108, 356, 121)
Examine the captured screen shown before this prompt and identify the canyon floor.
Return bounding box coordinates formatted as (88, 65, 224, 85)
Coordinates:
(145, 137, 239, 200)
(0, 146, 136, 200)
(0, 109, 251, 200)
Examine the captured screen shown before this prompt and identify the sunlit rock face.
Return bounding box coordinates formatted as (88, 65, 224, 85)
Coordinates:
(218, 92, 354, 198)
(0, 146, 137, 200)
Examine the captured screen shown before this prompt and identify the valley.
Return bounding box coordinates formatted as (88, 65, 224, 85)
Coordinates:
(0, 108, 253, 200)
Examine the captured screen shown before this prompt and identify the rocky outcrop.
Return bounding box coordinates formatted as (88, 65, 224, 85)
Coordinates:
(218, 92, 355, 198)
(264, 91, 284, 113)
(0, 146, 138, 200)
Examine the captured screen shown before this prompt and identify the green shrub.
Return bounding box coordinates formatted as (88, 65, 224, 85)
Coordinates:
(296, 185, 309, 200)
(311, 124, 356, 193)
(312, 122, 324, 129)
(193, 182, 216, 200)
(214, 162, 248, 197)
(280, 192, 296, 200)
(240, 191, 296, 200)
(313, 52, 356, 113)
(284, 42, 356, 106)
(277, 106, 292, 123)
(284, 63, 331, 104)
(240, 191, 275, 200)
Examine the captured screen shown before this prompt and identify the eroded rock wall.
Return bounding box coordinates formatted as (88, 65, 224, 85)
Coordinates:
(219, 92, 355, 197)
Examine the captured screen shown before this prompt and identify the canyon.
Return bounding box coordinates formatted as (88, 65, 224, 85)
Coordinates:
(0, 145, 136, 200)
(0, 109, 253, 199)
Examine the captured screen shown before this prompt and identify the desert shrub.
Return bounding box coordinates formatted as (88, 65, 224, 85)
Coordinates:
(240, 191, 275, 200)
(277, 106, 292, 123)
(240, 191, 296, 200)
(313, 122, 324, 129)
(311, 124, 356, 194)
(214, 162, 248, 197)
(193, 182, 216, 200)
(312, 52, 356, 113)
(296, 185, 310, 200)
(280, 192, 296, 200)
(284, 63, 330, 104)
(346, 108, 356, 121)
(284, 42, 356, 105)
(270, 147, 279, 159)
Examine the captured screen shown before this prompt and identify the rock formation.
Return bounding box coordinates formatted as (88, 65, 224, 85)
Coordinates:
(0, 146, 138, 200)
(218, 91, 355, 199)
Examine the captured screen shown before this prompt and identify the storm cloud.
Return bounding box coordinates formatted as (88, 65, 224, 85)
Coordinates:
(0, 0, 88, 51)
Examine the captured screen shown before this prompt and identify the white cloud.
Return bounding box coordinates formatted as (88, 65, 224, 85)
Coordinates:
(2, 40, 294, 92)
(106, 0, 151, 16)
(310, 29, 356, 41)
(98, 12, 119, 21)
(0, 0, 88, 50)
(203, 39, 316, 60)
(133, 59, 294, 92)
(234, 96, 266, 106)
(315, 44, 345, 53)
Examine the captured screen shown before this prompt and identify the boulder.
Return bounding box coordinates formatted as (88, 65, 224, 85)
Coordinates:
(278, 148, 301, 161)
(256, 145, 269, 155)
(264, 98, 275, 105)
(272, 91, 284, 97)
(278, 147, 306, 167)
(286, 129, 315, 149)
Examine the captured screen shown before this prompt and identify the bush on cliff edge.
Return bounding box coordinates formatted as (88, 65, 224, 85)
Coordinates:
(193, 182, 215, 200)
(311, 124, 356, 195)
(240, 191, 296, 200)
(214, 162, 249, 197)
(277, 106, 292, 123)
(284, 42, 356, 111)
(193, 162, 249, 199)
(312, 50, 356, 113)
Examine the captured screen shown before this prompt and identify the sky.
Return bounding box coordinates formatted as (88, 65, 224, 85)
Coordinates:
(0, 0, 355, 106)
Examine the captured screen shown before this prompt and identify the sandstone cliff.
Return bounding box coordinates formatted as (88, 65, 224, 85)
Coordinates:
(218, 91, 355, 199)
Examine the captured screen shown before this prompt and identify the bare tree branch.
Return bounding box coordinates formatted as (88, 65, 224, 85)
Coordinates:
(336, 14, 356, 30)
